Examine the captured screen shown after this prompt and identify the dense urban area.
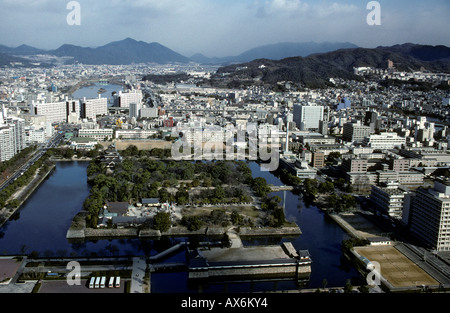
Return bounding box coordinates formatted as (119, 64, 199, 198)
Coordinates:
(0, 51, 450, 295)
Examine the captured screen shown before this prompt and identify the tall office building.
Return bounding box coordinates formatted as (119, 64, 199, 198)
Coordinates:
(293, 103, 323, 131)
(409, 178, 450, 251)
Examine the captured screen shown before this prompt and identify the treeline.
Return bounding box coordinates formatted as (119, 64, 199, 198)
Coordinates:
(303, 178, 356, 213)
(0, 145, 37, 174)
(180, 209, 248, 232)
(0, 150, 53, 210)
(251, 176, 287, 227)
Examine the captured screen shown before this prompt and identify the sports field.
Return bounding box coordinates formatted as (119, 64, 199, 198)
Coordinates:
(354, 245, 439, 288)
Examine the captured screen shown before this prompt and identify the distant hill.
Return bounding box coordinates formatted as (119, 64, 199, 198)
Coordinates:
(0, 38, 191, 65)
(0, 52, 34, 67)
(191, 41, 358, 65)
(49, 38, 191, 65)
(0, 44, 46, 55)
(377, 43, 450, 62)
(208, 46, 450, 89)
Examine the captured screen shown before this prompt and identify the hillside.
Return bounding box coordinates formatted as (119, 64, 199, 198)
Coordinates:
(191, 41, 358, 65)
(208, 47, 450, 89)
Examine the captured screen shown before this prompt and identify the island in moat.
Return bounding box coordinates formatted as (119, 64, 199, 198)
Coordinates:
(66, 144, 302, 241)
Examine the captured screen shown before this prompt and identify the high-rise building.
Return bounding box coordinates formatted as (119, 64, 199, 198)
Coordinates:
(0, 126, 15, 161)
(5, 116, 26, 153)
(129, 102, 142, 119)
(293, 103, 323, 131)
(33, 98, 80, 124)
(409, 178, 450, 251)
(80, 96, 107, 120)
(114, 90, 143, 108)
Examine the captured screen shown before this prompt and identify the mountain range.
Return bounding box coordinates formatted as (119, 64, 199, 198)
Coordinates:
(1, 38, 449, 89)
(0, 38, 360, 66)
(190, 41, 359, 64)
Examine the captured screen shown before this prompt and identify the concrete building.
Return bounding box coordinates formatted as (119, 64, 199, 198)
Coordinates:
(114, 90, 143, 108)
(33, 99, 80, 124)
(342, 157, 368, 173)
(78, 128, 114, 141)
(370, 181, 409, 219)
(279, 155, 317, 179)
(0, 126, 15, 161)
(293, 103, 324, 131)
(140, 107, 158, 118)
(363, 132, 406, 150)
(343, 121, 371, 143)
(409, 178, 450, 251)
(312, 150, 325, 168)
(80, 96, 108, 120)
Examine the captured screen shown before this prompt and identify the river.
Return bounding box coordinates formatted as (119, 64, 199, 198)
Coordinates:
(71, 82, 124, 106)
(0, 161, 362, 292)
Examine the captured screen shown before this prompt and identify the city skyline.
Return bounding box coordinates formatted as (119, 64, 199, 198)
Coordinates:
(1, 0, 449, 58)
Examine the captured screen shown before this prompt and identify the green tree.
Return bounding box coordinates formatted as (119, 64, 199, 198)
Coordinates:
(252, 177, 271, 197)
(183, 216, 204, 231)
(231, 210, 244, 225)
(153, 212, 171, 232)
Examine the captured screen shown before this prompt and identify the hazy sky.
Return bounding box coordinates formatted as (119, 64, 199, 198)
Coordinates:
(1, 0, 449, 57)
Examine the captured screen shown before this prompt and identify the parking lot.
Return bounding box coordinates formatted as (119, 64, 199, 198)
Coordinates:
(38, 279, 125, 293)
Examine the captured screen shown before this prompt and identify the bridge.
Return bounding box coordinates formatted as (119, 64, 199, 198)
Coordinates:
(270, 185, 294, 191)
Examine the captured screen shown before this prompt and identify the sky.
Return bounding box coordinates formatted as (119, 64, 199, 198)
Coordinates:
(0, 0, 449, 57)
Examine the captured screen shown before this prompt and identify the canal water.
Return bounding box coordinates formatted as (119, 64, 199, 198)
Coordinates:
(0, 161, 363, 292)
(71, 83, 123, 106)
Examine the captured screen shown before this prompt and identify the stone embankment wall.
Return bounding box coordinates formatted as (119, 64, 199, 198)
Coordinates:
(67, 224, 302, 239)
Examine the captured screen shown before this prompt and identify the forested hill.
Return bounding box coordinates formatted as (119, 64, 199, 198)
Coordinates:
(208, 47, 450, 89)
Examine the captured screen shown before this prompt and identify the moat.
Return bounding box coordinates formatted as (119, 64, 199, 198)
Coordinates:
(0, 161, 362, 292)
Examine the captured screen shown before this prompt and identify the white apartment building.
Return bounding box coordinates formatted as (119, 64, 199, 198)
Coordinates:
(363, 132, 406, 150)
(80, 96, 108, 120)
(140, 107, 158, 118)
(0, 126, 15, 161)
(409, 178, 450, 251)
(293, 103, 324, 131)
(115, 90, 143, 108)
(33, 99, 80, 124)
(5, 117, 26, 153)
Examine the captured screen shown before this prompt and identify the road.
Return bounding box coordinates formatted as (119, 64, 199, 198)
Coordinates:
(0, 132, 64, 192)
